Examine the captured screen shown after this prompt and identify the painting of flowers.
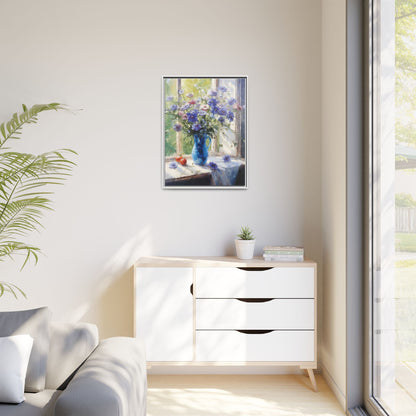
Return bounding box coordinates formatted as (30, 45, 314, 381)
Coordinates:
(163, 76, 247, 188)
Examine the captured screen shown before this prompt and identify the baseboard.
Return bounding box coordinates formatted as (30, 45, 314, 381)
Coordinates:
(348, 406, 370, 416)
(148, 365, 305, 375)
(321, 363, 347, 410)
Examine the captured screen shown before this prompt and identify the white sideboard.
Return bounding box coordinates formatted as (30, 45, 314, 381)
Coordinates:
(134, 256, 317, 391)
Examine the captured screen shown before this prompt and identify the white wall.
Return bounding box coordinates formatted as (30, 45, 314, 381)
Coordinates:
(321, 0, 347, 410)
(0, 0, 322, 342)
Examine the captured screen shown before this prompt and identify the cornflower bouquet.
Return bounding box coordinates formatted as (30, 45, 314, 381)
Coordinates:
(165, 86, 242, 138)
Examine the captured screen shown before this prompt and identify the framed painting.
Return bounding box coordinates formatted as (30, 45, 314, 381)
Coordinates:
(162, 76, 247, 189)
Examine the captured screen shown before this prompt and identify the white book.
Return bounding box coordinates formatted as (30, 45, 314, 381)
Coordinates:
(263, 246, 304, 253)
(263, 254, 304, 262)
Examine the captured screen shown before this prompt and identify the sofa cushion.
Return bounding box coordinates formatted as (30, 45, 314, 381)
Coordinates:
(0, 390, 61, 416)
(0, 335, 33, 403)
(0, 307, 51, 392)
(45, 322, 99, 390)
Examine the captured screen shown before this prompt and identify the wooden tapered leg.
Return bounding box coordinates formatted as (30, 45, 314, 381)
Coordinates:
(307, 369, 318, 392)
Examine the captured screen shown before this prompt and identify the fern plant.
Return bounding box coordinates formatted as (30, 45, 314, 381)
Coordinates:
(0, 103, 76, 298)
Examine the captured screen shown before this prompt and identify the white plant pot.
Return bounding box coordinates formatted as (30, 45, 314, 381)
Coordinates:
(235, 239, 256, 260)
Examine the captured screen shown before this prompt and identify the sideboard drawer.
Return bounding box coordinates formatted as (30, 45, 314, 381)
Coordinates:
(196, 298, 314, 330)
(195, 266, 314, 298)
(195, 330, 314, 362)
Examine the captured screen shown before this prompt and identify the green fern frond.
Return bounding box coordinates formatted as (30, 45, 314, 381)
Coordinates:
(0, 150, 76, 193)
(0, 103, 65, 150)
(0, 241, 40, 269)
(0, 103, 76, 299)
(0, 281, 27, 299)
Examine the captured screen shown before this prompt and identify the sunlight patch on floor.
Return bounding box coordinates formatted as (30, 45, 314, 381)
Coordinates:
(147, 375, 345, 416)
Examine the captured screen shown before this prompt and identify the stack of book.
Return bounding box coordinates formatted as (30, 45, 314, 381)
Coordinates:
(263, 246, 304, 262)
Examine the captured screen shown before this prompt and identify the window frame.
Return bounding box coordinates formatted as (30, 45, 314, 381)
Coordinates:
(364, 1, 398, 415)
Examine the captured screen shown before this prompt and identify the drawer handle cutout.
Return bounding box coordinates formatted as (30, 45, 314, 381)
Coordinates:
(237, 267, 274, 272)
(236, 330, 274, 335)
(190, 284, 193, 295)
(236, 298, 274, 303)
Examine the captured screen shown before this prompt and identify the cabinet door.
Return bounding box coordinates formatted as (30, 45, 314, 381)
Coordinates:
(136, 267, 193, 361)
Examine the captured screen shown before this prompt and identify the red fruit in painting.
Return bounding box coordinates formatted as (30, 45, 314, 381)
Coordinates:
(175, 156, 182, 162)
(179, 158, 187, 166)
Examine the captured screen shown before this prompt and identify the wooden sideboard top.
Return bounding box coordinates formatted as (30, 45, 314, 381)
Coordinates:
(134, 256, 317, 268)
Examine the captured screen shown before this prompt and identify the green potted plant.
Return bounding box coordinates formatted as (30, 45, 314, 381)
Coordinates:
(0, 103, 76, 298)
(235, 226, 256, 260)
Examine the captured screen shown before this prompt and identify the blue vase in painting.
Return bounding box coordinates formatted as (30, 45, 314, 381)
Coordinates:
(191, 133, 211, 165)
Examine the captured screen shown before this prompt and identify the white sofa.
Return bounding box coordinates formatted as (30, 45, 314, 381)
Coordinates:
(0, 308, 147, 416)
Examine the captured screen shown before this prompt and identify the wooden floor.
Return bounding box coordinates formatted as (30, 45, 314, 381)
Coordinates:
(147, 374, 345, 416)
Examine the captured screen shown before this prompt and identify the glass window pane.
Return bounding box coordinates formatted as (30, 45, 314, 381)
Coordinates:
(372, 1, 416, 414)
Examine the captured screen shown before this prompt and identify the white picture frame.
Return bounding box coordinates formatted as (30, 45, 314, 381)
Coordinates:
(162, 76, 248, 189)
